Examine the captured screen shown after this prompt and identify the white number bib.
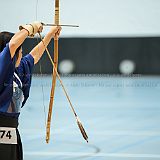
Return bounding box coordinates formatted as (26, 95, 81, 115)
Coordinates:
(0, 127, 17, 144)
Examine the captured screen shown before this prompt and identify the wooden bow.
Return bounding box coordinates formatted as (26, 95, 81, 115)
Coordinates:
(46, 0, 59, 143)
(43, 0, 88, 144)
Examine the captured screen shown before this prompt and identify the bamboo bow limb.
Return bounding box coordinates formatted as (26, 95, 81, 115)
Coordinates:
(46, 0, 60, 144)
(39, 33, 89, 143)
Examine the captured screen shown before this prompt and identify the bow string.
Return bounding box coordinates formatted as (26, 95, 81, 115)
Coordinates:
(36, 0, 88, 144)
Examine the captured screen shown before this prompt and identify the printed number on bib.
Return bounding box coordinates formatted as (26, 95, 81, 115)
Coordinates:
(0, 127, 17, 144)
(0, 130, 12, 139)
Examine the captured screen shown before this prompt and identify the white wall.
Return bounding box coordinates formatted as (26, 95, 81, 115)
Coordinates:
(1, 0, 160, 37)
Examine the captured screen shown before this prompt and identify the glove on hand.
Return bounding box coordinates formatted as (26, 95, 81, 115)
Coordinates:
(19, 21, 43, 37)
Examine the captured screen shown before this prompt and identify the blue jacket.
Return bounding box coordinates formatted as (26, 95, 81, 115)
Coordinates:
(0, 43, 34, 117)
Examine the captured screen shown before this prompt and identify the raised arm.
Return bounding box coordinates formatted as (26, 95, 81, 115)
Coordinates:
(9, 22, 43, 58)
(9, 29, 28, 58)
(30, 26, 61, 64)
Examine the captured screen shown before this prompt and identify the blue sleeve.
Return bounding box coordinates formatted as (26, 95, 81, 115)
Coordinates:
(0, 43, 15, 94)
(16, 54, 34, 107)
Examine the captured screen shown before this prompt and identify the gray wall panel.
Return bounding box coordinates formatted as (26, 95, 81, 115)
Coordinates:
(22, 37, 160, 74)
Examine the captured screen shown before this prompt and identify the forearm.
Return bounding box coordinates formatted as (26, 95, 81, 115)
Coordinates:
(9, 29, 28, 58)
(30, 32, 53, 64)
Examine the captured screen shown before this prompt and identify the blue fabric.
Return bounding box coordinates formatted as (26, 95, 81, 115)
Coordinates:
(0, 43, 34, 117)
(16, 54, 34, 107)
(0, 44, 15, 110)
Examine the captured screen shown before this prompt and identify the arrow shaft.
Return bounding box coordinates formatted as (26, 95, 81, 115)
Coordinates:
(42, 23, 79, 27)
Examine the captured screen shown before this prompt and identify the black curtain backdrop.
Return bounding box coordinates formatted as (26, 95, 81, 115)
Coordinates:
(22, 37, 160, 75)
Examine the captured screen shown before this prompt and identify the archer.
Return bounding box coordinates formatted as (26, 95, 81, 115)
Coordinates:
(0, 22, 61, 160)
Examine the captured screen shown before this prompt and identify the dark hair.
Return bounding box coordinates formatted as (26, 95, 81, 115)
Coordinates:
(0, 31, 22, 56)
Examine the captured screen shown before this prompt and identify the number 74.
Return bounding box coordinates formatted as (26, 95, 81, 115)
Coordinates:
(0, 130, 12, 139)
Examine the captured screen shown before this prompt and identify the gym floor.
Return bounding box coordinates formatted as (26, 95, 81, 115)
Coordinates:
(19, 75, 160, 160)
